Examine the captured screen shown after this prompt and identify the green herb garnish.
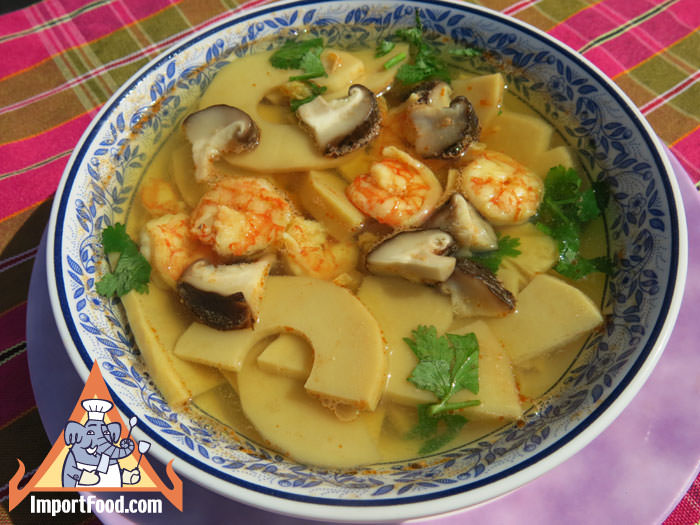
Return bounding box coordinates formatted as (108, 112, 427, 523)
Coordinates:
(449, 47, 484, 58)
(467, 234, 521, 274)
(289, 81, 327, 112)
(383, 52, 407, 70)
(407, 405, 470, 455)
(95, 223, 151, 297)
(394, 10, 451, 85)
(534, 165, 612, 280)
(270, 38, 328, 110)
(375, 39, 395, 57)
(403, 325, 480, 454)
(270, 38, 325, 74)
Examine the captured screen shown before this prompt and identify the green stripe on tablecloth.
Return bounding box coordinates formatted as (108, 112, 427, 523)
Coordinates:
(535, 0, 587, 25)
(0, 0, 110, 44)
(634, 56, 692, 97)
(139, 5, 190, 45)
(578, 0, 679, 54)
(672, 31, 700, 69)
(82, 25, 142, 72)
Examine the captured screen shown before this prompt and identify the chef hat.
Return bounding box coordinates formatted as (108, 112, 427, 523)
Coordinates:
(82, 399, 113, 421)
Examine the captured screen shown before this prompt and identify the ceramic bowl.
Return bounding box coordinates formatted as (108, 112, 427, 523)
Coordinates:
(47, 0, 688, 521)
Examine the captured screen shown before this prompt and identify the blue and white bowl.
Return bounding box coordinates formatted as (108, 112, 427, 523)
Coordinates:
(47, 0, 688, 521)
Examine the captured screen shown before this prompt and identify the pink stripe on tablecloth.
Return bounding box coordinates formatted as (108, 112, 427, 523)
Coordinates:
(0, 112, 91, 175)
(501, 0, 542, 16)
(0, 8, 33, 35)
(0, 157, 67, 219)
(0, 303, 27, 352)
(0, 352, 37, 427)
(583, 1, 700, 78)
(548, 0, 663, 50)
(0, 0, 175, 79)
(671, 129, 700, 185)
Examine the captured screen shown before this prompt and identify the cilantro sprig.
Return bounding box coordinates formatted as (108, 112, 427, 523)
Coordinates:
(289, 82, 327, 112)
(403, 326, 480, 454)
(95, 223, 151, 297)
(466, 234, 521, 274)
(269, 38, 328, 110)
(375, 39, 396, 58)
(534, 165, 612, 280)
(393, 11, 451, 85)
(385, 10, 483, 86)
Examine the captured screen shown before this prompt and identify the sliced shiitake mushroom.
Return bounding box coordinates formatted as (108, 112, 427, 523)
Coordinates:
(183, 105, 260, 182)
(296, 84, 380, 158)
(440, 257, 516, 317)
(404, 81, 480, 159)
(428, 193, 498, 253)
(176, 256, 273, 330)
(365, 229, 456, 284)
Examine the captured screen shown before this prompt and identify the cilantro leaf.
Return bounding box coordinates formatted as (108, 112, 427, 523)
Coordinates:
(404, 326, 480, 417)
(534, 165, 612, 280)
(95, 223, 151, 297)
(375, 39, 395, 58)
(269, 38, 324, 69)
(393, 10, 451, 85)
(466, 235, 521, 274)
(270, 38, 328, 110)
(406, 405, 468, 455)
(288, 50, 327, 81)
(403, 326, 480, 453)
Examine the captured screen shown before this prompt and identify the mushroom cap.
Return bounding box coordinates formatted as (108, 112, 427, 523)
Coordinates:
(365, 229, 456, 284)
(176, 256, 273, 330)
(296, 84, 381, 157)
(440, 257, 516, 317)
(428, 193, 498, 252)
(183, 104, 260, 182)
(405, 82, 480, 159)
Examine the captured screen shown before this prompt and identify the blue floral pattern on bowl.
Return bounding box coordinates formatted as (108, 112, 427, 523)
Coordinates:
(49, 0, 683, 517)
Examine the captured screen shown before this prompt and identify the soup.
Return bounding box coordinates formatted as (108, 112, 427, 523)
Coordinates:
(111, 20, 609, 469)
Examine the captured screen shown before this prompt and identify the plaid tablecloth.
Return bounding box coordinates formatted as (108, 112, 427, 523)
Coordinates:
(1, 0, 698, 523)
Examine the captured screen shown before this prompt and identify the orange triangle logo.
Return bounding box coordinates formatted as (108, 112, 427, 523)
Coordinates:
(9, 362, 183, 511)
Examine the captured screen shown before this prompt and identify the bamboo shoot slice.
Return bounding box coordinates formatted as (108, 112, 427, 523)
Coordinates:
(298, 170, 365, 240)
(174, 276, 387, 411)
(480, 112, 553, 168)
(449, 320, 522, 420)
(173, 322, 257, 371)
(121, 286, 224, 407)
(356, 276, 453, 405)
(257, 333, 313, 380)
(236, 346, 381, 468)
(452, 73, 505, 130)
(487, 273, 603, 364)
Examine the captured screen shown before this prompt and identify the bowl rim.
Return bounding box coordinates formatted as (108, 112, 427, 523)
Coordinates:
(45, 0, 689, 521)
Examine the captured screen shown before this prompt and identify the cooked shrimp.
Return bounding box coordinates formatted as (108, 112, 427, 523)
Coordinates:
(140, 178, 186, 216)
(190, 177, 293, 258)
(345, 146, 442, 228)
(460, 150, 543, 226)
(282, 217, 358, 281)
(140, 213, 210, 288)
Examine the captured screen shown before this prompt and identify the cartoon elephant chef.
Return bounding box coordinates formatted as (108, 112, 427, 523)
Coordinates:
(61, 399, 142, 488)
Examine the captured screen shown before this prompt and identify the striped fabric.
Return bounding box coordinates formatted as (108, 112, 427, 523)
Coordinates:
(0, 0, 697, 524)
